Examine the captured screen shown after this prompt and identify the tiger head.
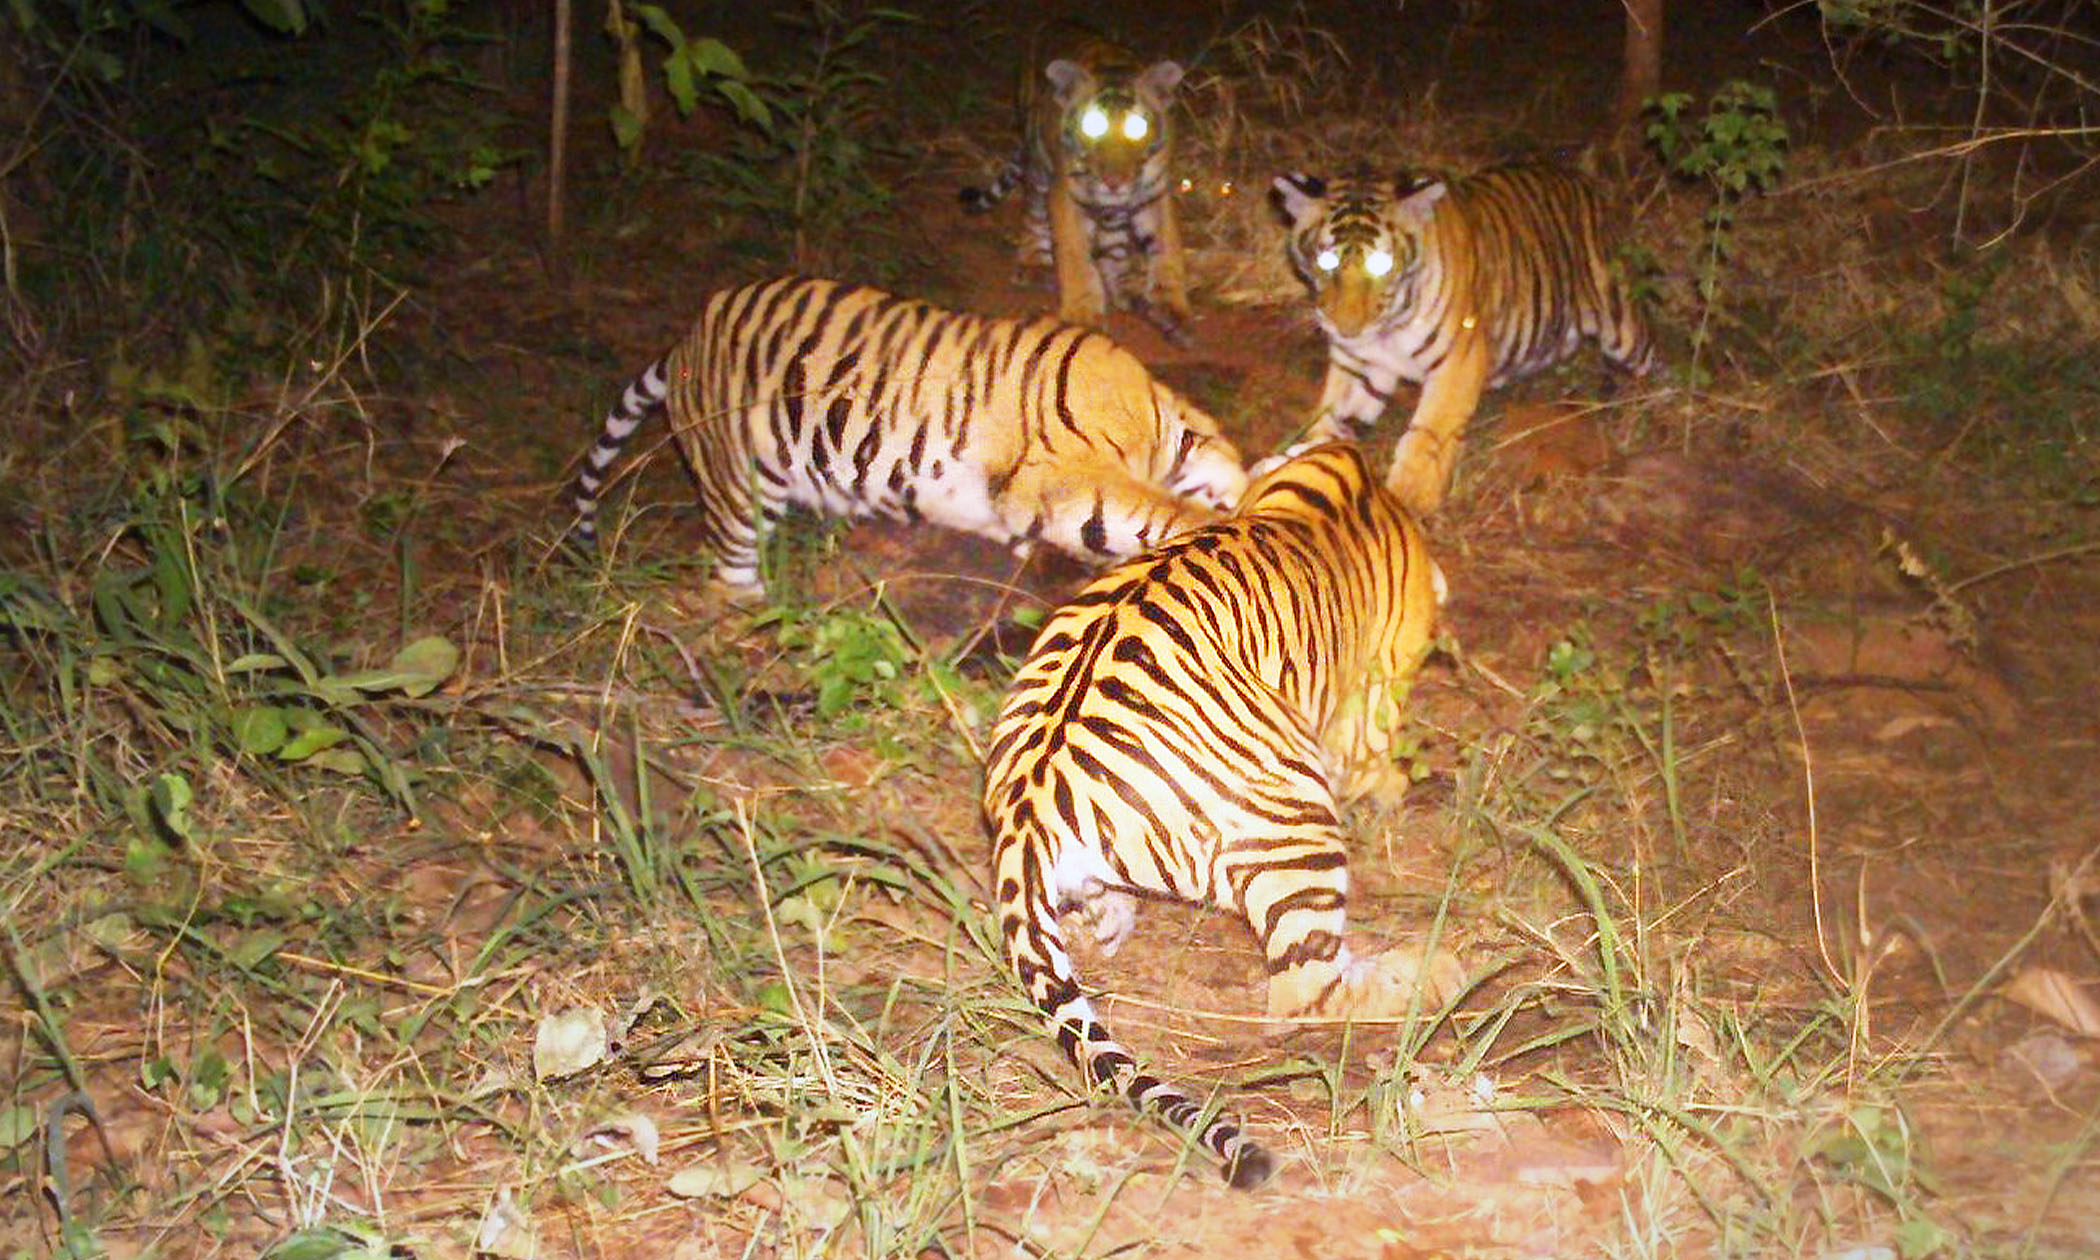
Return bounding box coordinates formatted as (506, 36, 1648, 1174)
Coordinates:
(1045, 56, 1183, 197)
(1271, 171, 1448, 338)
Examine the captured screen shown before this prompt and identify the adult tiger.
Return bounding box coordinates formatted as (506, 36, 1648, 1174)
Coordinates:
(962, 27, 1194, 346)
(981, 443, 1456, 1188)
(1271, 163, 1656, 513)
(568, 276, 1246, 599)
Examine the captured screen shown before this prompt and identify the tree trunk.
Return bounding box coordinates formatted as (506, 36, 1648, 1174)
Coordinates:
(546, 0, 571, 253)
(1613, 0, 1664, 136)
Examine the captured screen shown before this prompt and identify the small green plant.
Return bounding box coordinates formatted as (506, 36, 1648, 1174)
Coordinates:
(765, 601, 921, 720)
(684, 1, 918, 271)
(1646, 81, 1790, 384)
(606, 3, 768, 166)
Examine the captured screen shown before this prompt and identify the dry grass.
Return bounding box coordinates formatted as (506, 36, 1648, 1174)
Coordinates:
(6, 6, 2100, 1259)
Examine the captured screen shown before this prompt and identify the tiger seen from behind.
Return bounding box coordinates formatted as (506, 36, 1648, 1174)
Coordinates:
(1272, 163, 1656, 514)
(568, 276, 1247, 600)
(962, 27, 1194, 346)
(982, 443, 1458, 1188)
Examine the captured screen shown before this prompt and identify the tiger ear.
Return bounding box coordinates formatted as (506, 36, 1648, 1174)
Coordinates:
(1392, 179, 1448, 226)
(1045, 59, 1090, 103)
(1137, 59, 1184, 99)
(1269, 173, 1326, 226)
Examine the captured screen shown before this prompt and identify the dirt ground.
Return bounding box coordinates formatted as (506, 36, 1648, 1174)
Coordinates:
(411, 2, 2100, 1255)
(11, 1, 2100, 1257)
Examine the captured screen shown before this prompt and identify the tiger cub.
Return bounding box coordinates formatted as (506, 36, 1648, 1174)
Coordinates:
(982, 443, 1454, 1188)
(1271, 163, 1656, 514)
(962, 28, 1194, 346)
(569, 276, 1246, 599)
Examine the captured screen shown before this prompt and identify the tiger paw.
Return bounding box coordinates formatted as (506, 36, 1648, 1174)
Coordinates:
(1248, 440, 1319, 480)
(1283, 943, 1464, 1024)
(1386, 430, 1453, 515)
(1075, 882, 1138, 956)
(1344, 943, 1466, 1016)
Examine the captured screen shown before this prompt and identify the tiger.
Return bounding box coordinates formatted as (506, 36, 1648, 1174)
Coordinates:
(567, 276, 1247, 600)
(961, 27, 1194, 347)
(981, 443, 1456, 1188)
(1270, 162, 1657, 514)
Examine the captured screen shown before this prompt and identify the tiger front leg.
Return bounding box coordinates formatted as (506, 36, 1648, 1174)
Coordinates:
(1386, 333, 1490, 515)
(1309, 352, 1401, 447)
(1049, 181, 1110, 329)
(1136, 194, 1195, 347)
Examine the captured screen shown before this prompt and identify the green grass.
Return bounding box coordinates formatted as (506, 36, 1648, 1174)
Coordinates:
(10, 6, 2100, 1255)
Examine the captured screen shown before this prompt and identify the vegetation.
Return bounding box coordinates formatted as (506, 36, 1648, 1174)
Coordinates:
(5, 2, 2099, 1257)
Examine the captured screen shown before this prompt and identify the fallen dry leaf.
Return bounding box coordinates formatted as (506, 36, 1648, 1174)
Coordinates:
(2001, 966, 2100, 1037)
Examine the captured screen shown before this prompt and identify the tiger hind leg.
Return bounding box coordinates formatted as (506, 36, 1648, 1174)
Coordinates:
(1236, 829, 1461, 1022)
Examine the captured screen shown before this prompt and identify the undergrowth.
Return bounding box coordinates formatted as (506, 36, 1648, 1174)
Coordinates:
(6, 3, 2099, 1258)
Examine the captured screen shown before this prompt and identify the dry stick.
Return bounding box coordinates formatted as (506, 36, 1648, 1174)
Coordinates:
(1947, 540, 2100, 594)
(547, 0, 572, 252)
(1768, 588, 1843, 995)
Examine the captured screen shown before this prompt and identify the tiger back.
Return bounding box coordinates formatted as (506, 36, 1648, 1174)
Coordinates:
(568, 276, 1246, 599)
(981, 443, 1453, 1188)
(1271, 163, 1656, 513)
(962, 27, 1194, 346)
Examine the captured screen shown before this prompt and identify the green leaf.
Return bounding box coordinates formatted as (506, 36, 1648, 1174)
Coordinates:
(0, 1105, 34, 1151)
(755, 980, 794, 1016)
(231, 707, 290, 756)
(663, 52, 696, 115)
(264, 1227, 396, 1260)
(307, 748, 370, 776)
(610, 104, 645, 151)
(151, 773, 194, 842)
(633, 4, 687, 51)
(278, 723, 349, 762)
(387, 635, 460, 696)
(324, 635, 459, 699)
(1895, 1216, 1951, 1259)
(141, 1057, 179, 1093)
(685, 37, 748, 79)
(135, 0, 195, 42)
(716, 79, 771, 130)
(225, 653, 289, 674)
(231, 930, 286, 970)
(188, 1048, 230, 1110)
(241, 0, 308, 36)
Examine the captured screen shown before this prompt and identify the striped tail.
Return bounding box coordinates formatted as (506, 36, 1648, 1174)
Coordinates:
(959, 147, 1025, 214)
(995, 827, 1275, 1188)
(570, 354, 671, 549)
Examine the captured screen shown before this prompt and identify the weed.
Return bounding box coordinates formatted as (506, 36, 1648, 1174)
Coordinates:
(1646, 82, 1789, 387)
(680, 1, 919, 272)
(605, 2, 768, 167)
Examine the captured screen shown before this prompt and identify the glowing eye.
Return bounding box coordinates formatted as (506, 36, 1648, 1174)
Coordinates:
(1218, 180, 1235, 196)
(1122, 111, 1149, 141)
(1079, 105, 1109, 139)
(1364, 249, 1395, 277)
(1315, 249, 1341, 272)
(1178, 176, 1194, 194)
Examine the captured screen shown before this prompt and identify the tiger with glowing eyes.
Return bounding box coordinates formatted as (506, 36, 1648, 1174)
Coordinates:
(1272, 163, 1657, 514)
(982, 443, 1456, 1188)
(962, 27, 1194, 346)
